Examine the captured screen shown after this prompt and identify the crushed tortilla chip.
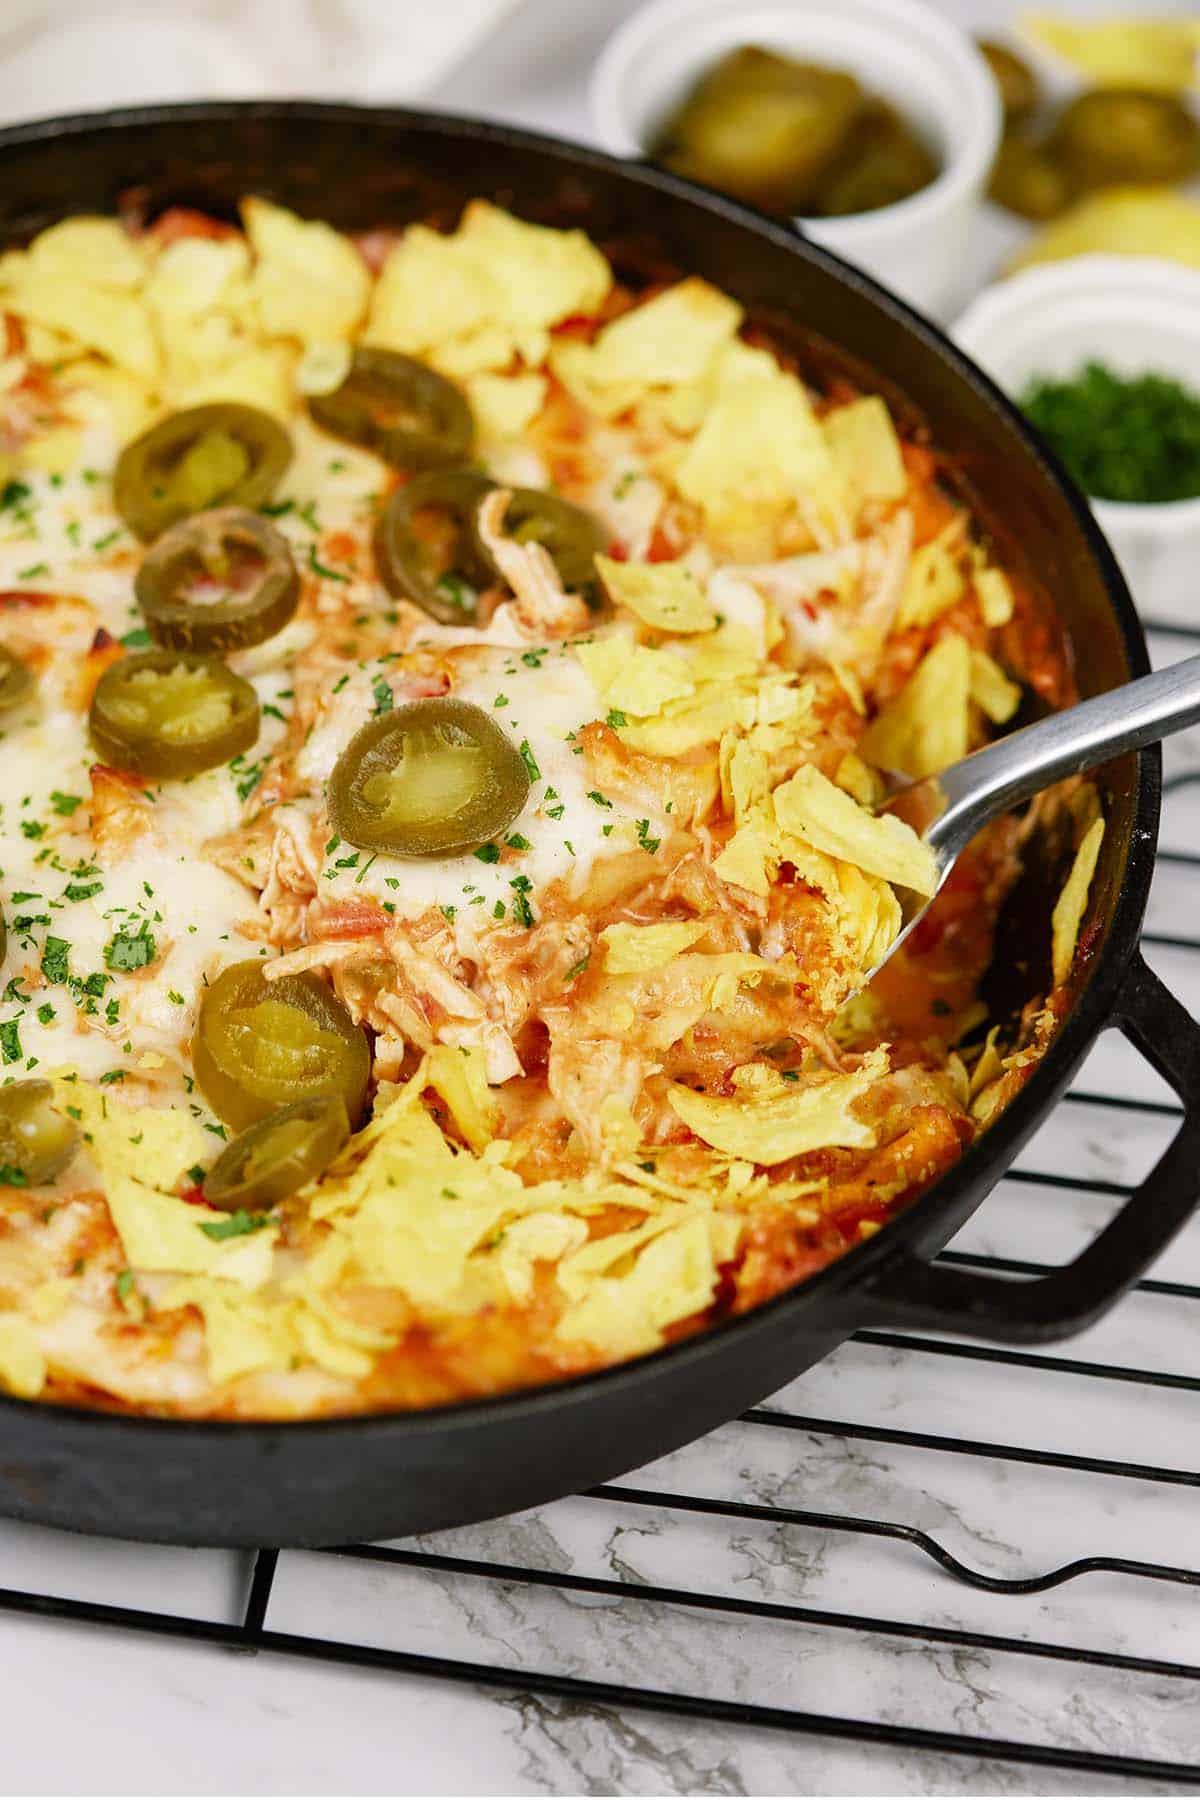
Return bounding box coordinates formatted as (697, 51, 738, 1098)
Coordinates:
(26, 217, 148, 290)
(1051, 815, 1105, 987)
(556, 1213, 724, 1356)
(0, 1315, 45, 1398)
(674, 350, 844, 553)
(600, 920, 710, 973)
(823, 396, 907, 507)
(896, 520, 967, 630)
(773, 764, 939, 895)
(595, 554, 715, 634)
(975, 566, 1015, 627)
(970, 649, 1022, 723)
(859, 634, 971, 779)
(466, 370, 547, 441)
(367, 202, 610, 373)
(420, 1044, 499, 1153)
(243, 197, 371, 345)
(0, 267, 159, 381)
(577, 633, 695, 717)
(668, 1049, 887, 1165)
(577, 278, 742, 388)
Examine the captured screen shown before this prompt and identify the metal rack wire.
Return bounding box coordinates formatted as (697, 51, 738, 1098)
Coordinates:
(2, 619, 1199, 1789)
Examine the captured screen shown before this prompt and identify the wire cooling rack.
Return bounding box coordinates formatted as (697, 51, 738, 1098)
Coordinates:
(1, 620, 1198, 1791)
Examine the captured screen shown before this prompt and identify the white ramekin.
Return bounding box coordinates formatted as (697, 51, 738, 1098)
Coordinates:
(589, 0, 1001, 322)
(955, 257, 1200, 624)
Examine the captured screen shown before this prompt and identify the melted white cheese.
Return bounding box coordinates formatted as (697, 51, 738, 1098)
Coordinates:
(315, 644, 640, 924)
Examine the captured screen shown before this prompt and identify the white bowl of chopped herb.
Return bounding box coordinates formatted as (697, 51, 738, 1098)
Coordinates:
(955, 257, 1200, 624)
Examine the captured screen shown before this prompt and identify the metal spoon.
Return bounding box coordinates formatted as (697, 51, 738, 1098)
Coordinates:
(869, 653, 1200, 979)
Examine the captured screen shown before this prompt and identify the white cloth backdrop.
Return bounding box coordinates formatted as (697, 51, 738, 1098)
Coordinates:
(0, 0, 517, 122)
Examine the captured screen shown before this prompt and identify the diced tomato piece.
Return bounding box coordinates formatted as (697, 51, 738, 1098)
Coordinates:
(147, 207, 239, 247)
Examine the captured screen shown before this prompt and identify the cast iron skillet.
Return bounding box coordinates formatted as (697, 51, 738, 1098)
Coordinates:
(0, 103, 1195, 1549)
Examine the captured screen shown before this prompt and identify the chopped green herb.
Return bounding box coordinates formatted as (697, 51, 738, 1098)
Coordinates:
(64, 880, 102, 902)
(1020, 360, 1200, 505)
(104, 921, 156, 972)
(308, 545, 350, 583)
(115, 1269, 135, 1299)
(0, 1020, 22, 1065)
(565, 954, 590, 982)
(606, 709, 628, 729)
(636, 818, 661, 855)
(40, 936, 70, 985)
(17, 562, 48, 581)
(98, 1069, 125, 1085)
(506, 833, 531, 851)
(199, 1209, 273, 1241)
(49, 791, 83, 817)
(19, 820, 45, 840)
(120, 626, 153, 649)
(474, 843, 501, 864)
(518, 738, 541, 782)
(586, 790, 613, 809)
(371, 677, 394, 715)
(36, 1003, 55, 1025)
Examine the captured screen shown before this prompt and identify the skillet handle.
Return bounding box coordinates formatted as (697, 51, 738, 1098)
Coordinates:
(865, 955, 1200, 1344)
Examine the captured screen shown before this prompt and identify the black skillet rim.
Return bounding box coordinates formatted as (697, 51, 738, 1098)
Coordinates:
(0, 99, 1160, 1444)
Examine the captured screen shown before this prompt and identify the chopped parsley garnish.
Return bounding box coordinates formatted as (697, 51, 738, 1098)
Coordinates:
(518, 739, 541, 782)
(199, 1209, 273, 1241)
(104, 921, 156, 972)
(17, 562, 48, 581)
(565, 954, 589, 982)
(509, 874, 535, 928)
(606, 709, 628, 729)
(474, 843, 501, 864)
(586, 790, 613, 809)
(0, 1165, 27, 1186)
(120, 626, 154, 649)
(371, 677, 394, 716)
(308, 545, 350, 584)
(115, 1269, 135, 1299)
(40, 936, 71, 985)
(49, 791, 82, 817)
(260, 499, 294, 518)
(0, 1020, 22, 1065)
(506, 833, 530, 851)
(521, 649, 547, 669)
(229, 754, 266, 803)
(440, 904, 456, 922)
(92, 529, 121, 552)
(36, 1003, 55, 1025)
(636, 819, 661, 855)
(64, 881, 102, 902)
(98, 1069, 125, 1085)
(0, 479, 31, 511)
(493, 899, 506, 919)
(19, 820, 45, 840)
(493, 693, 509, 709)
(332, 673, 350, 695)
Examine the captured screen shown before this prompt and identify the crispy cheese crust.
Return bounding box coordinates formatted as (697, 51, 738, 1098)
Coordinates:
(0, 201, 1098, 1418)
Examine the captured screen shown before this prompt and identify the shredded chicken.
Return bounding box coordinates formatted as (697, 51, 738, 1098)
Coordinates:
(475, 488, 592, 639)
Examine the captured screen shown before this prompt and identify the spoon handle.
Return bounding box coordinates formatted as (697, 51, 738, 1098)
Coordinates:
(931, 652, 1200, 859)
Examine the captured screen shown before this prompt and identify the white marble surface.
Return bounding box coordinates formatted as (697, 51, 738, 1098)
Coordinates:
(4, 1, 1200, 1794)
